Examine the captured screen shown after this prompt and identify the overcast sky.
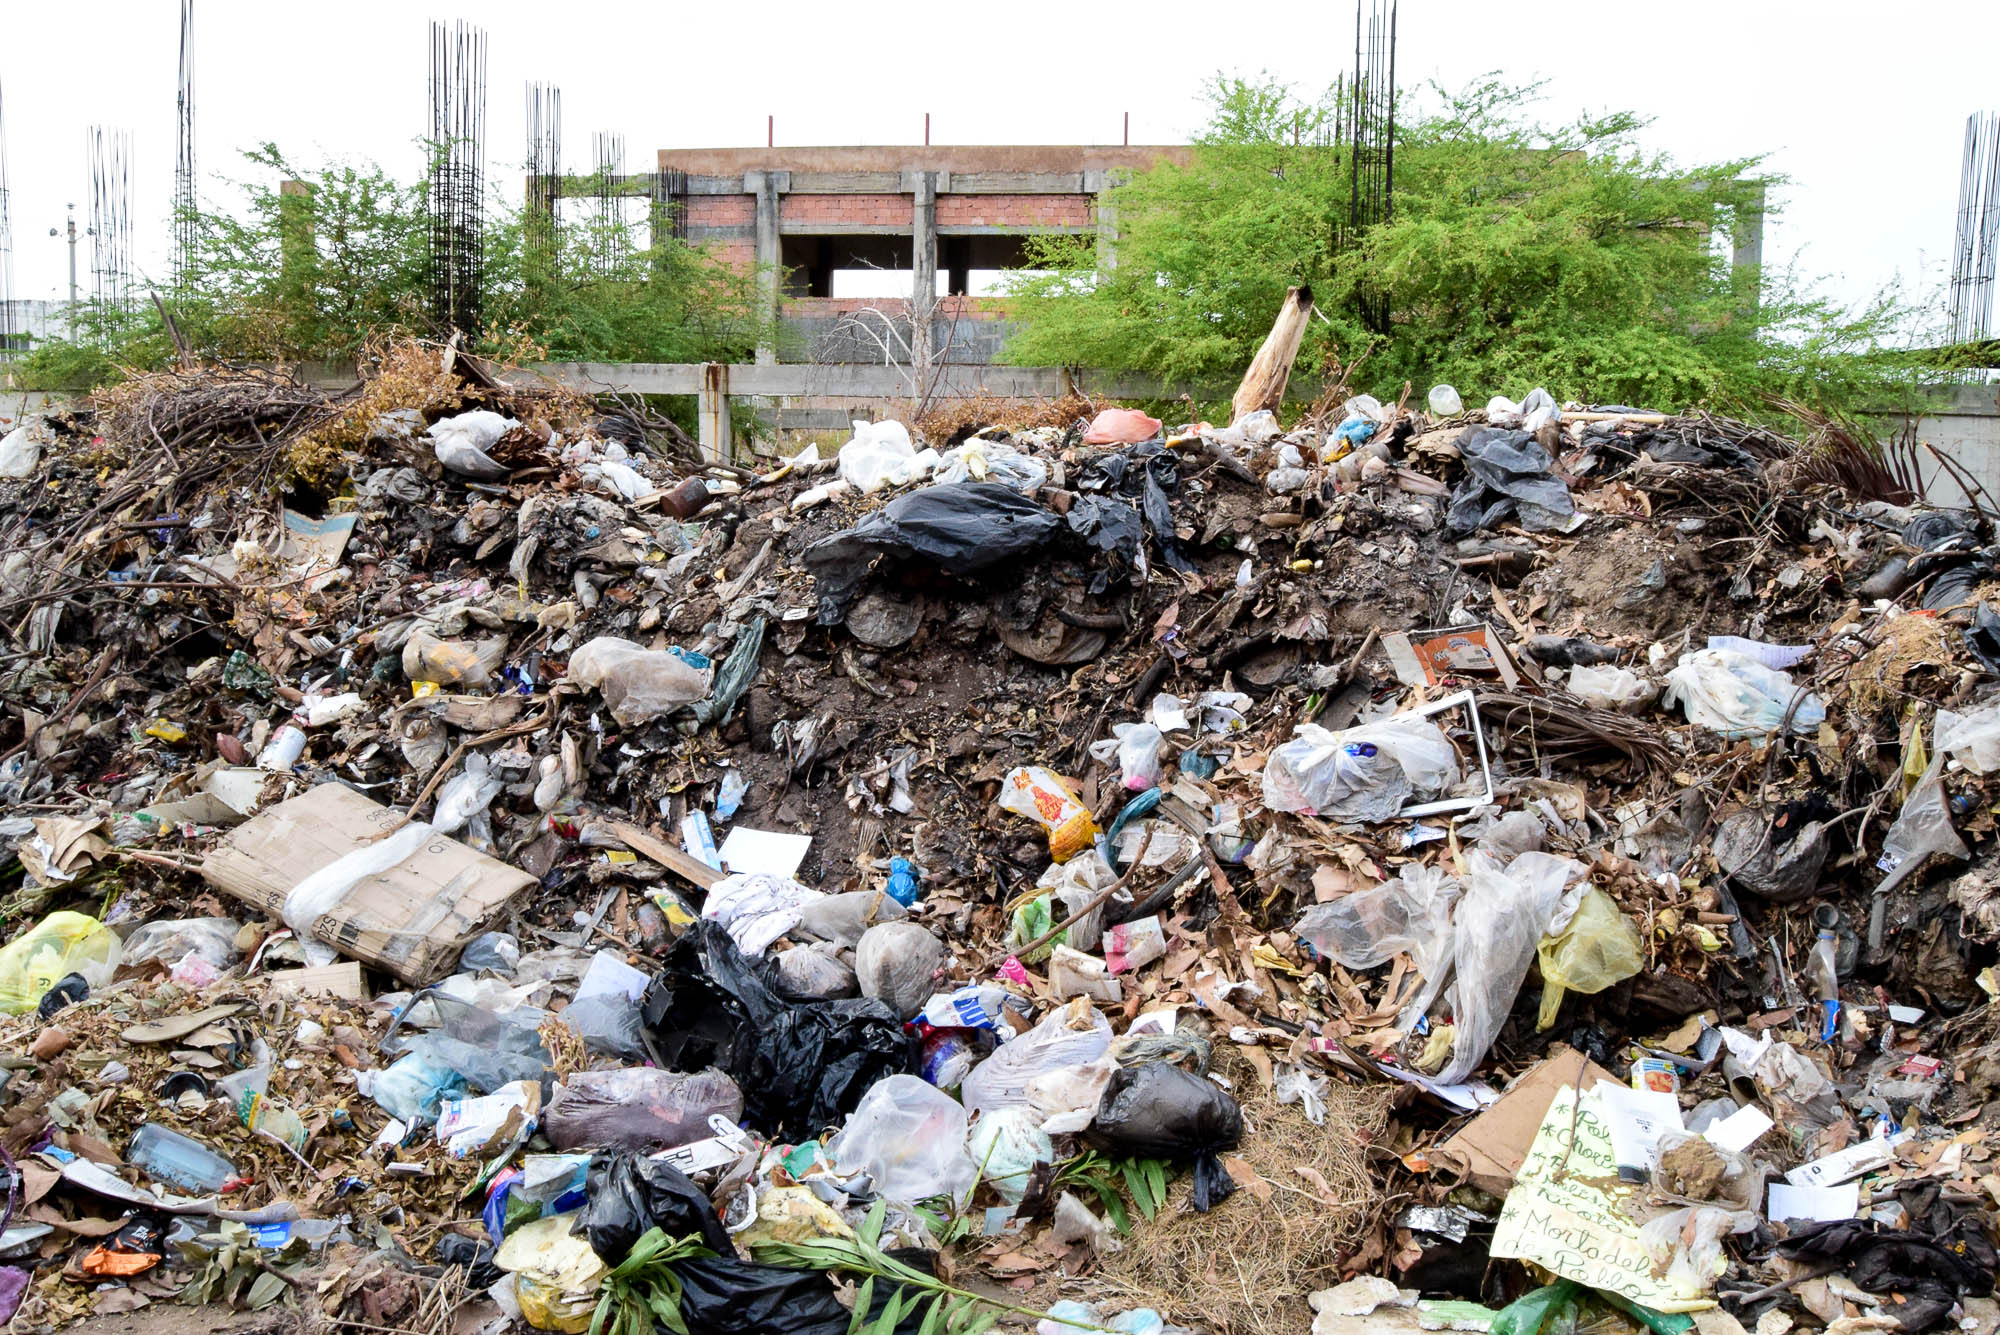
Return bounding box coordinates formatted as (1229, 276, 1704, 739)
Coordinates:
(2, 0, 1994, 328)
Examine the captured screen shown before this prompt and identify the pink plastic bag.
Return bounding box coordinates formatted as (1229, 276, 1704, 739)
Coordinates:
(1082, 408, 1163, 445)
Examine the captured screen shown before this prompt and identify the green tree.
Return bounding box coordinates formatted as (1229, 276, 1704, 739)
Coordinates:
(1002, 75, 1921, 416)
(12, 145, 771, 387)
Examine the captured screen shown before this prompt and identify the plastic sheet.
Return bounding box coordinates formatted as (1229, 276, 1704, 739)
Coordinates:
(639, 920, 915, 1140)
(701, 872, 823, 957)
(824, 1073, 978, 1205)
(434, 753, 505, 836)
(1535, 886, 1645, 1029)
(120, 917, 241, 970)
(567, 637, 712, 726)
(1082, 408, 1163, 445)
(1445, 427, 1575, 534)
(1663, 647, 1825, 738)
(1434, 851, 1582, 1083)
(1295, 865, 1460, 972)
(542, 1066, 743, 1153)
(853, 921, 945, 1019)
(1082, 1062, 1244, 1212)
(805, 482, 1065, 625)
(1262, 715, 1460, 820)
(1937, 700, 2000, 774)
(581, 1154, 732, 1264)
(1637, 1206, 1758, 1295)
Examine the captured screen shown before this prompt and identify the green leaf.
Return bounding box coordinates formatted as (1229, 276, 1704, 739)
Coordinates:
(848, 1276, 876, 1335)
(917, 1292, 947, 1335)
(1145, 1158, 1169, 1206)
(860, 1197, 889, 1250)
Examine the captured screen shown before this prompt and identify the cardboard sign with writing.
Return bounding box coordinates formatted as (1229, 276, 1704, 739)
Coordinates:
(1489, 1086, 1709, 1313)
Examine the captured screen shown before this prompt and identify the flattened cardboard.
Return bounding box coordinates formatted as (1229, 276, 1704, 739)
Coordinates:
(1383, 623, 1527, 689)
(1437, 1048, 1619, 1195)
(201, 783, 534, 985)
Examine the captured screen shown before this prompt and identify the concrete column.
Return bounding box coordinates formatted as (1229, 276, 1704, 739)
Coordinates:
(1088, 169, 1119, 274)
(747, 170, 782, 365)
(908, 171, 938, 371)
(698, 362, 731, 463)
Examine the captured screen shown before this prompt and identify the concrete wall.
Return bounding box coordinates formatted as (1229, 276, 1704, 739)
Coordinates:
(1899, 383, 2000, 508)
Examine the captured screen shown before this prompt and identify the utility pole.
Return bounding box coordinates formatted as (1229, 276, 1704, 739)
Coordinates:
(48, 203, 77, 337)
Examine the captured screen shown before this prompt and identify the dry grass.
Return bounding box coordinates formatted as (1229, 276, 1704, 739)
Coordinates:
(1098, 1050, 1391, 1335)
(1841, 611, 1961, 713)
(912, 391, 1096, 445)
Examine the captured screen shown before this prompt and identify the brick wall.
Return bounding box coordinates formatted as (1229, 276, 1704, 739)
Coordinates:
(686, 194, 756, 227)
(781, 194, 913, 227)
(934, 193, 1092, 228)
(780, 296, 1010, 320)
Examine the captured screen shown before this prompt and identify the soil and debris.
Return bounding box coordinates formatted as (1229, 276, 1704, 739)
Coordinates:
(0, 351, 1996, 1335)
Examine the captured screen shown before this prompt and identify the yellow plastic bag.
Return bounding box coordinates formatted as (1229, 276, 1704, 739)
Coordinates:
(0, 911, 122, 1014)
(1536, 888, 1644, 1029)
(999, 767, 1098, 863)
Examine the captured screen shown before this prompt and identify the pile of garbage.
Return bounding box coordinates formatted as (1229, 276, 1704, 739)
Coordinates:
(0, 345, 1995, 1335)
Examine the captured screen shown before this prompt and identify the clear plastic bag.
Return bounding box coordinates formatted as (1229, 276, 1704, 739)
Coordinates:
(823, 1073, 977, 1205)
(793, 889, 906, 948)
(1663, 648, 1825, 738)
(1535, 886, 1644, 1029)
(402, 628, 508, 687)
(853, 921, 945, 1019)
(1427, 385, 1463, 416)
(542, 1067, 743, 1153)
(1090, 722, 1166, 792)
(936, 439, 1048, 493)
(1637, 1205, 1759, 1297)
(774, 941, 857, 999)
(962, 1001, 1114, 1119)
(0, 911, 123, 1015)
(1876, 752, 1971, 895)
(1937, 701, 2000, 774)
(1295, 865, 1460, 972)
(556, 994, 647, 1060)
(968, 1106, 1053, 1203)
(1434, 851, 1582, 1083)
(1262, 715, 1459, 820)
(566, 636, 712, 726)
(1566, 665, 1654, 710)
(120, 917, 241, 969)
(1036, 850, 1120, 952)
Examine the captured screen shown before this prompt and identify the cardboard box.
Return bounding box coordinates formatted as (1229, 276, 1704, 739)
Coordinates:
(1383, 623, 1532, 689)
(201, 783, 535, 985)
(1436, 1048, 1619, 1195)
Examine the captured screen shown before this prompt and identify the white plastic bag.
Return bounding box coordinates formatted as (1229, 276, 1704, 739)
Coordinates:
(428, 410, 518, 479)
(434, 753, 506, 835)
(837, 420, 924, 493)
(567, 637, 711, 726)
(1089, 722, 1165, 792)
(1937, 701, 2000, 774)
(0, 426, 42, 479)
(1566, 665, 1654, 710)
(1036, 850, 1120, 952)
(1663, 648, 1825, 738)
(1433, 851, 1582, 1083)
(962, 1002, 1113, 1119)
(1262, 715, 1459, 820)
(701, 872, 824, 957)
(1230, 409, 1283, 443)
(1518, 387, 1561, 433)
(967, 1106, 1053, 1203)
(824, 1073, 977, 1205)
(1196, 690, 1253, 735)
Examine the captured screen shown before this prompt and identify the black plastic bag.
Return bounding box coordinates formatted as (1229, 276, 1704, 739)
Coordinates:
(584, 1154, 732, 1264)
(1081, 1062, 1244, 1212)
(1078, 441, 1193, 574)
(677, 1254, 935, 1335)
(1445, 427, 1575, 536)
(640, 920, 917, 1141)
(1066, 495, 1145, 594)
(804, 482, 1063, 624)
(434, 1233, 502, 1289)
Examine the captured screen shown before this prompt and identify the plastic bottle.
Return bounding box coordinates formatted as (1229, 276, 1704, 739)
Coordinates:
(256, 723, 307, 771)
(128, 1123, 240, 1193)
(1808, 903, 1841, 1043)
